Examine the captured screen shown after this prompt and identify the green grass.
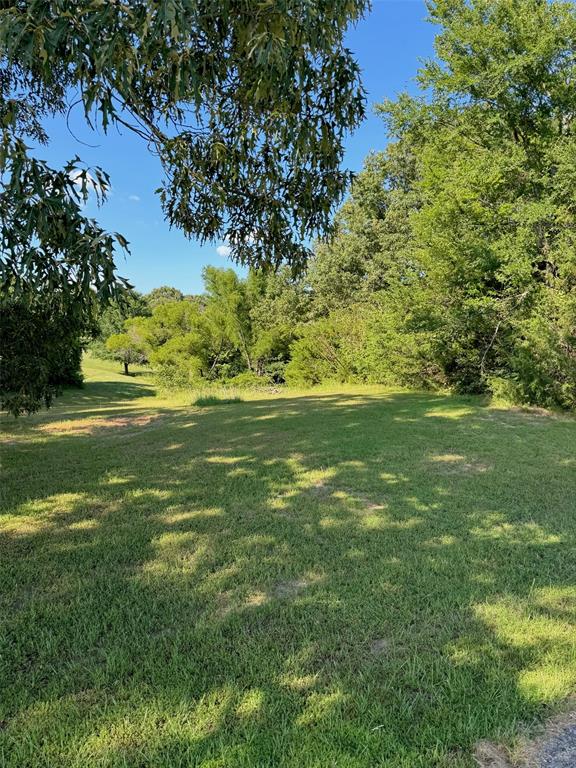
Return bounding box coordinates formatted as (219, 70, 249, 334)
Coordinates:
(1, 357, 576, 767)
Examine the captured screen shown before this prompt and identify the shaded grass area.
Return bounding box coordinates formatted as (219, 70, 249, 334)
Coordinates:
(1, 359, 576, 767)
(193, 394, 244, 407)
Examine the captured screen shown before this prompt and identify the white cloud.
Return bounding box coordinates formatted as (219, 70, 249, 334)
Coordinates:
(216, 244, 232, 257)
(128, 194, 141, 202)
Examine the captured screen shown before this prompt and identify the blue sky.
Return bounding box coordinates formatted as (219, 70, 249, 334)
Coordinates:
(40, 1, 436, 294)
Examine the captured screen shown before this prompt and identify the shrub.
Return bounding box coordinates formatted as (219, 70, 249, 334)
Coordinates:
(285, 313, 358, 386)
(226, 371, 273, 389)
(499, 307, 576, 409)
(154, 358, 203, 389)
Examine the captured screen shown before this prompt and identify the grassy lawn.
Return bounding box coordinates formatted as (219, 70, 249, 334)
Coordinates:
(2, 358, 576, 767)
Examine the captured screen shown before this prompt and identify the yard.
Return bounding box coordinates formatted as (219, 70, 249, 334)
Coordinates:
(1, 358, 576, 767)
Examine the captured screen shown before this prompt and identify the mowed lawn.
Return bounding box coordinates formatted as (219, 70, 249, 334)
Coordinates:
(1, 359, 576, 768)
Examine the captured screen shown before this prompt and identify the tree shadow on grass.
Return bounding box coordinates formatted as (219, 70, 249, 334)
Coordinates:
(61, 379, 157, 406)
(1, 387, 576, 767)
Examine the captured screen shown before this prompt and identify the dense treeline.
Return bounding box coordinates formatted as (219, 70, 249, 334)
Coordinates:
(96, 0, 576, 409)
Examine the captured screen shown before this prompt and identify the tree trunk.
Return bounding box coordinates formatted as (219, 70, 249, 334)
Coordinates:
(124, 361, 129, 375)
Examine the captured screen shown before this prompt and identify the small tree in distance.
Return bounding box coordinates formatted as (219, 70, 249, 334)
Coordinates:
(146, 286, 184, 309)
(106, 334, 147, 376)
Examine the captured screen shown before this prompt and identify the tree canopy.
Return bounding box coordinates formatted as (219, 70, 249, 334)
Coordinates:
(290, 0, 576, 408)
(1, 0, 368, 278)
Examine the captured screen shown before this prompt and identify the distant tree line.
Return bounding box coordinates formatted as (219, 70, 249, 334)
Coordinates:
(95, 269, 308, 387)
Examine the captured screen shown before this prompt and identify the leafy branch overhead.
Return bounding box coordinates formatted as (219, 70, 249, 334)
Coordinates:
(1, 0, 369, 279)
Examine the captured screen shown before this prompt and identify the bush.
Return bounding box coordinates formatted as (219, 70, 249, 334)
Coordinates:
(226, 371, 273, 389)
(285, 313, 358, 386)
(0, 297, 86, 416)
(154, 358, 203, 389)
(285, 298, 445, 390)
(499, 307, 576, 409)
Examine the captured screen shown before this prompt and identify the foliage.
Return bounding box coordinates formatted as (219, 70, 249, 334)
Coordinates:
(193, 394, 243, 407)
(1, 0, 368, 271)
(226, 371, 272, 389)
(286, 0, 576, 409)
(1, 0, 368, 415)
(117, 267, 306, 389)
(90, 290, 151, 359)
(7, 0, 576, 412)
(146, 286, 184, 309)
(106, 332, 148, 376)
(0, 62, 130, 414)
(0, 78, 129, 304)
(0, 294, 88, 416)
(285, 312, 360, 386)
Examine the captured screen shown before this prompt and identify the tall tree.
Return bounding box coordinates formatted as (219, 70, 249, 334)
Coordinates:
(298, 0, 576, 407)
(407, 0, 576, 403)
(203, 267, 254, 371)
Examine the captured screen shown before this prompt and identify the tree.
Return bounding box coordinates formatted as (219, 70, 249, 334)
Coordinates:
(2, 0, 368, 273)
(308, 144, 420, 315)
(287, 0, 576, 408)
(403, 0, 576, 404)
(106, 333, 147, 376)
(203, 267, 255, 371)
(0, 294, 90, 416)
(146, 286, 184, 310)
(249, 267, 310, 379)
(90, 290, 150, 359)
(0, 42, 129, 414)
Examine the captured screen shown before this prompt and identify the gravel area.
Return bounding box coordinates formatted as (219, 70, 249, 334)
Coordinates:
(529, 721, 576, 767)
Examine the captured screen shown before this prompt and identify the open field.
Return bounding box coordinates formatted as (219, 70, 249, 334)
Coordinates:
(1, 358, 576, 767)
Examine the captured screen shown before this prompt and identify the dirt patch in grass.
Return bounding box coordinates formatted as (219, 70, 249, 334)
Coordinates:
(39, 413, 162, 436)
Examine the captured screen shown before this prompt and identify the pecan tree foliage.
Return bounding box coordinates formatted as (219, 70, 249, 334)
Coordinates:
(1, 0, 368, 283)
